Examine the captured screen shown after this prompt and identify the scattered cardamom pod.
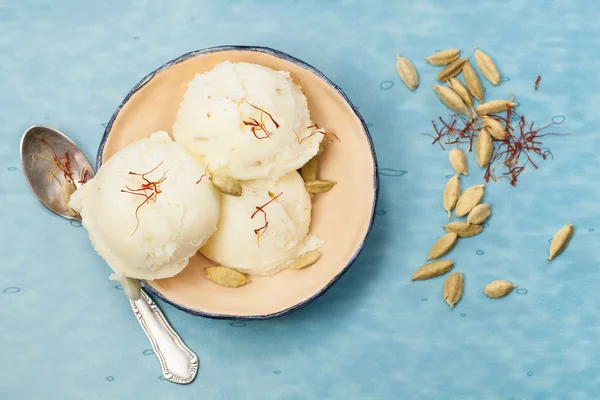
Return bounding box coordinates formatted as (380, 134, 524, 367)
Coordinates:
(211, 173, 242, 197)
(548, 224, 574, 261)
(447, 77, 473, 109)
(396, 55, 419, 91)
(443, 272, 464, 308)
(474, 48, 501, 86)
(412, 260, 454, 281)
(484, 280, 517, 298)
(443, 174, 460, 220)
(424, 48, 460, 66)
(288, 250, 322, 270)
(305, 179, 336, 193)
(481, 116, 506, 140)
(467, 204, 491, 225)
(462, 62, 484, 103)
(476, 99, 518, 115)
(476, 128, 493, 168)
(455, 184, 485, 217)
(443, 221, 483, 237)
(449, 148, 468, 176)
(318, 143, 324, 155)
(437, 58, 468, 82)
(300, 156, 319, 182)
(427, 232, 458, 261)
(204, 266, 250, 288)
(433, 84, 468, 115)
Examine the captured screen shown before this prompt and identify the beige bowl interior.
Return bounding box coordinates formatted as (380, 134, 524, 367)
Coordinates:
(101, 49, 376, 318)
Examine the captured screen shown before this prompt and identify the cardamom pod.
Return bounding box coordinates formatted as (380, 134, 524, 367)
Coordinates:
(427, 232, 458, 261)
(204, 266, 250, 288)
(396, 55, 419, 91)
(443, 174, 460, 220)
(300, 156, 319, 182)
(462, 62, 484, 103)
(548, 224, 574, 261)
(476, 128, 493, 168)
(447, 77, 473, 109)
(433, 84, 468, 115)
(211, 173, 242, 197)
(305, 180, 336, 193)
(455, 184, 485, 217)
(424, 48, 460, 66)
(481, 116, 506, 140)
(412, 260, 454, 281)
(484, 280, 517, 298)
(288, 250, 322, 270)
(467, 204, 491, 225)
(474, 48, 501, 85)
(443, 272, 464, 308)
(437, 58, 468, 82)
(443, 221, 483, 237)
(318, 143, 324, 155)
(476, 99, 518, 115)
(449, 148, 468, 176)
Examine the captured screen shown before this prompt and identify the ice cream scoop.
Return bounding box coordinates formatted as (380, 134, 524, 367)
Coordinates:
(172, 61, 324, 180)
(70, 131, 220, 280)
(200, 171, 323, 276)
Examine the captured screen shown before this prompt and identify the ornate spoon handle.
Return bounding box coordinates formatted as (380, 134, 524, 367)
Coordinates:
(129, 290, 198, 384)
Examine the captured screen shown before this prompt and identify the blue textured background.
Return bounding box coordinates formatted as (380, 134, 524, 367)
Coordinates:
(0, 0, 597, 399)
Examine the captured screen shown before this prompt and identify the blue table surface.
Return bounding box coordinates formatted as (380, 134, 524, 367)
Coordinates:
(1, 0, 599, 399)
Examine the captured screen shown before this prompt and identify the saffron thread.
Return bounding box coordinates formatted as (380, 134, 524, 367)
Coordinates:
(294, 126, 340, 144)
(242, 101, 280, 139)
(32, 137, 88, 185)
(195, 163, 210, 184)
(250, 191, 283, 246)
(120, 162, 168, 234)
(426, 109, 569, 186)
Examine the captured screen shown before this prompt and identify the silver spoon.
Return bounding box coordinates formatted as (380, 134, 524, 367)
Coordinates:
(20, 125, 198, 384)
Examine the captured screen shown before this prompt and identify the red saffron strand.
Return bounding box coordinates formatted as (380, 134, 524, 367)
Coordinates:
(121, 162, 168, 234)
(246, 101, 280, 129)
(243, 118, 272, 139)
(78, 168, 89, 184)
(33, 137, 86, 185)
(482, 108, 569, 186)
(426, 114, 475, 151)
(242, 101, 280, 139)
(250, 191, 283, 246)
(534, 75, 542, 91)
(195, 163, 210, 184)
(428, 109, 569, 186)
(294, 128, 340, 144)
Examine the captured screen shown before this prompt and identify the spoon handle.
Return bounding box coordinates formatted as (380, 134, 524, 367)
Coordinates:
(129, 289, 198, 384)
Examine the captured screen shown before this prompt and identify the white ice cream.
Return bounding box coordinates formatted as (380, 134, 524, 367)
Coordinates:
(200, 171, 323, 276)
(172, 61, 324, 180)
(70, 131, 220, 280)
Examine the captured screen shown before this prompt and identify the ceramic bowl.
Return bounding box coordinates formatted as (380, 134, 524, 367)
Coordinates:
(98, 45, 379, 320)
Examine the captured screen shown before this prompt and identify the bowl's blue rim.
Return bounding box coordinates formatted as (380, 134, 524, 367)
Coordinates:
(96, 45, 380, 320)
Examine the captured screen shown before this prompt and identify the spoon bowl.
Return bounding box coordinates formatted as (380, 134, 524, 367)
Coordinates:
(20, 126, 94, 221)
